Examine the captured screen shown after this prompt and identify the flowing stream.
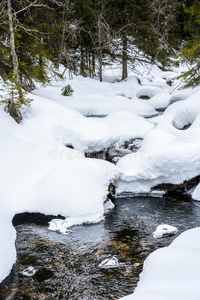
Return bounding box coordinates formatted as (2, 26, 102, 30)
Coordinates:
(1, 195, 200, 299)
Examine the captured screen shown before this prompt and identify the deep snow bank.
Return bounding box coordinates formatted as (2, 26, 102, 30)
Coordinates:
(0, 214, 16, 283)
(121, 227, 200, 300)
(117, 88, 200, 194)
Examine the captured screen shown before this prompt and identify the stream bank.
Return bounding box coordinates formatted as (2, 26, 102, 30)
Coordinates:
(1, 195, 200, 300)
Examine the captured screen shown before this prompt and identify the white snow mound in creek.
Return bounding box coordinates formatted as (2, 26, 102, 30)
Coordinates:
(99, 256, 119, 269)
(153, 224, 178, 238)
(136, 86, 163, 99)
(120, 227, 200, 300)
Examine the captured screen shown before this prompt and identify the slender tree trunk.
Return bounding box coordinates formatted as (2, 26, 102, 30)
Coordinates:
(88, 53, 91, 78)
(122, 35, 128, 80)
(7, 0, 22, 123)
(97, 10, 103, 82)
(80, 44, 85, 76)
(7, 0, 20, 84)
(92, 54, 95, 78)
(99, 49, 103, 82)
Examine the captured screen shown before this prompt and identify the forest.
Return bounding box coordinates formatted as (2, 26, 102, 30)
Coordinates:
(0, 0, 200, 123)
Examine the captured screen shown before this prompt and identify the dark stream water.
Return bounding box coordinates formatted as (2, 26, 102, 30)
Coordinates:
(1, 195, 200, 300)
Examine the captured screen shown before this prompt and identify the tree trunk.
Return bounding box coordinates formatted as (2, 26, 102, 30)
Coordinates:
(99, 49, 103, 82)
(92, 54, 95, 78)
(80, 44, 85, 76)
(122, 35, 128, 80)
(7, 0, 22, 123)
(7, 0, 20, 84)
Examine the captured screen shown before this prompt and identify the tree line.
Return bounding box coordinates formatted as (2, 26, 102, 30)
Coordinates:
(0, 0, 199, 122)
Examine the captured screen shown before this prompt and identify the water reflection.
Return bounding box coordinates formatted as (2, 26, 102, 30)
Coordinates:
(0, 196, 200, 299)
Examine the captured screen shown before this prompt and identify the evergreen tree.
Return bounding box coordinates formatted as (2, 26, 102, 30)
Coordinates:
(178, 0, 200, 87)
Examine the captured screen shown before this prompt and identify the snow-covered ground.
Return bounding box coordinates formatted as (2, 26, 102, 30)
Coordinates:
(121, 228, 200, 300)
(1, 61, 200, 299)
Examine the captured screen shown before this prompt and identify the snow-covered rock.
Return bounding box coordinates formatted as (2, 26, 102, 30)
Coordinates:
(120, 228, 200, 300)
(153, 224, 178, 238)
(101, 111, 154, 142)
(99, 256, 119, 269)
(172, 90, 200, 129)
(22, 266, 37, 277)
(117, 138, 200, 194)
(48, 219, 73, 235)
(136, 86, 162, 99)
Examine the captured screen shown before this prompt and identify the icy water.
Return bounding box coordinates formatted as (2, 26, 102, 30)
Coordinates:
(1, 195, 200, 300)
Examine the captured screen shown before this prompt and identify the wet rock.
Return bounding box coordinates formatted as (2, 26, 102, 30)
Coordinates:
(152, 176, 200, 197)
(85, 150, 109, 160)
(65, 144, 74, 149)
(104, 183, 116, 205)
(108, 139, 142, 164)
(33, 268, 54, 282)
(84, 139, 142, 164)
(12, 213, 65, 226)
(119, 139, 142, 152)
(138, 95, 150, 100)
(180, 123, 191, 130)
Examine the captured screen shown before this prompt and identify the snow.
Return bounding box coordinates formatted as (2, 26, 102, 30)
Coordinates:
(1, 59, 200, 297)
(192, 184, 200, 201)
(0, 214, 16, 283)
(27, 159, 120, 218)
(21, 266, 37, 277)
(136, 86, 163, 99)
(172, 90, 200, 129)
(153, 224, 178, 238)
(101, 111, 154, 142)
(99, 256, 119, 269)
(120, 228, 200, 300)
(116, 87, 200, 194)
(33, 75, 157, 117)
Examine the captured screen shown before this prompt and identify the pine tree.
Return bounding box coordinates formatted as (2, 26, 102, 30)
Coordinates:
(178, 0, 200, 87)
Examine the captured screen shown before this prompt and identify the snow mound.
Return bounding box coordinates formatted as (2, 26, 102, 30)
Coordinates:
(0, 215, 16, 283)
(117, 139, 200, 194)
(120, 227, 200, 300)
(22, 96, 119, 152)
(161, 71, 177, 79)
(153, 224, 178, 238)
(192, 184, 200, 201)
(22, 266, 37, 277)
(136, 86, 162, 99)
(34, 76, 156, 117)
(140, 129, 177, 152)
(28, 159, 120, 219)
(48, 219, 73, 235)
(99, 256, 119, 269)
(172, 90, 200, 129)
(102, 111, 154, 141)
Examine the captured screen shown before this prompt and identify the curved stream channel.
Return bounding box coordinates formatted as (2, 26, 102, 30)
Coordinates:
(1, 195, 200, 299)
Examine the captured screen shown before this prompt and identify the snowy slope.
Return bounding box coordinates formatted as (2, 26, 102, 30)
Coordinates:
(121, 228, 200, 300)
